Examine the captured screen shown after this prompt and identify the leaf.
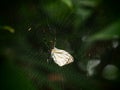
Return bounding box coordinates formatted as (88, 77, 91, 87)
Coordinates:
(61, 0, 73, 8)
(87, 20, 120, 42)
(0, 26, 15, 33)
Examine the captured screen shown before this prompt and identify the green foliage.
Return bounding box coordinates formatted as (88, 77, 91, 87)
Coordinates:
(0, 26, 15, 33)
(0, 60, 36, 90)
(87, 20, 120, 42)
(0, 0, 120, 90)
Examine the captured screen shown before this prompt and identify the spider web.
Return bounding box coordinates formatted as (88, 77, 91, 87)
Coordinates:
(15, 0, 101, 90)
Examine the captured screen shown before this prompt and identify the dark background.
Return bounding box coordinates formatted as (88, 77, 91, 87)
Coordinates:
(0, 0, 120, 90)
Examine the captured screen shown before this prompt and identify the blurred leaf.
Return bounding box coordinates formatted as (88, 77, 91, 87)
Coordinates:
(73, 0, 101, 30)
(112, 40, 119, 48)
(79, 0, 100, 7)
(61, 0, 73, 8)
(102, 64, 119, 80)
(0, 26, 15, 33)
(87, 59, 101, 76)
(43, 0, 72, 24)
(87, 20, 120, 42)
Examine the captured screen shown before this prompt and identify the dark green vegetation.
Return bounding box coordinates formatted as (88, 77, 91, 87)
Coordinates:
(0, 0, 120, 90)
